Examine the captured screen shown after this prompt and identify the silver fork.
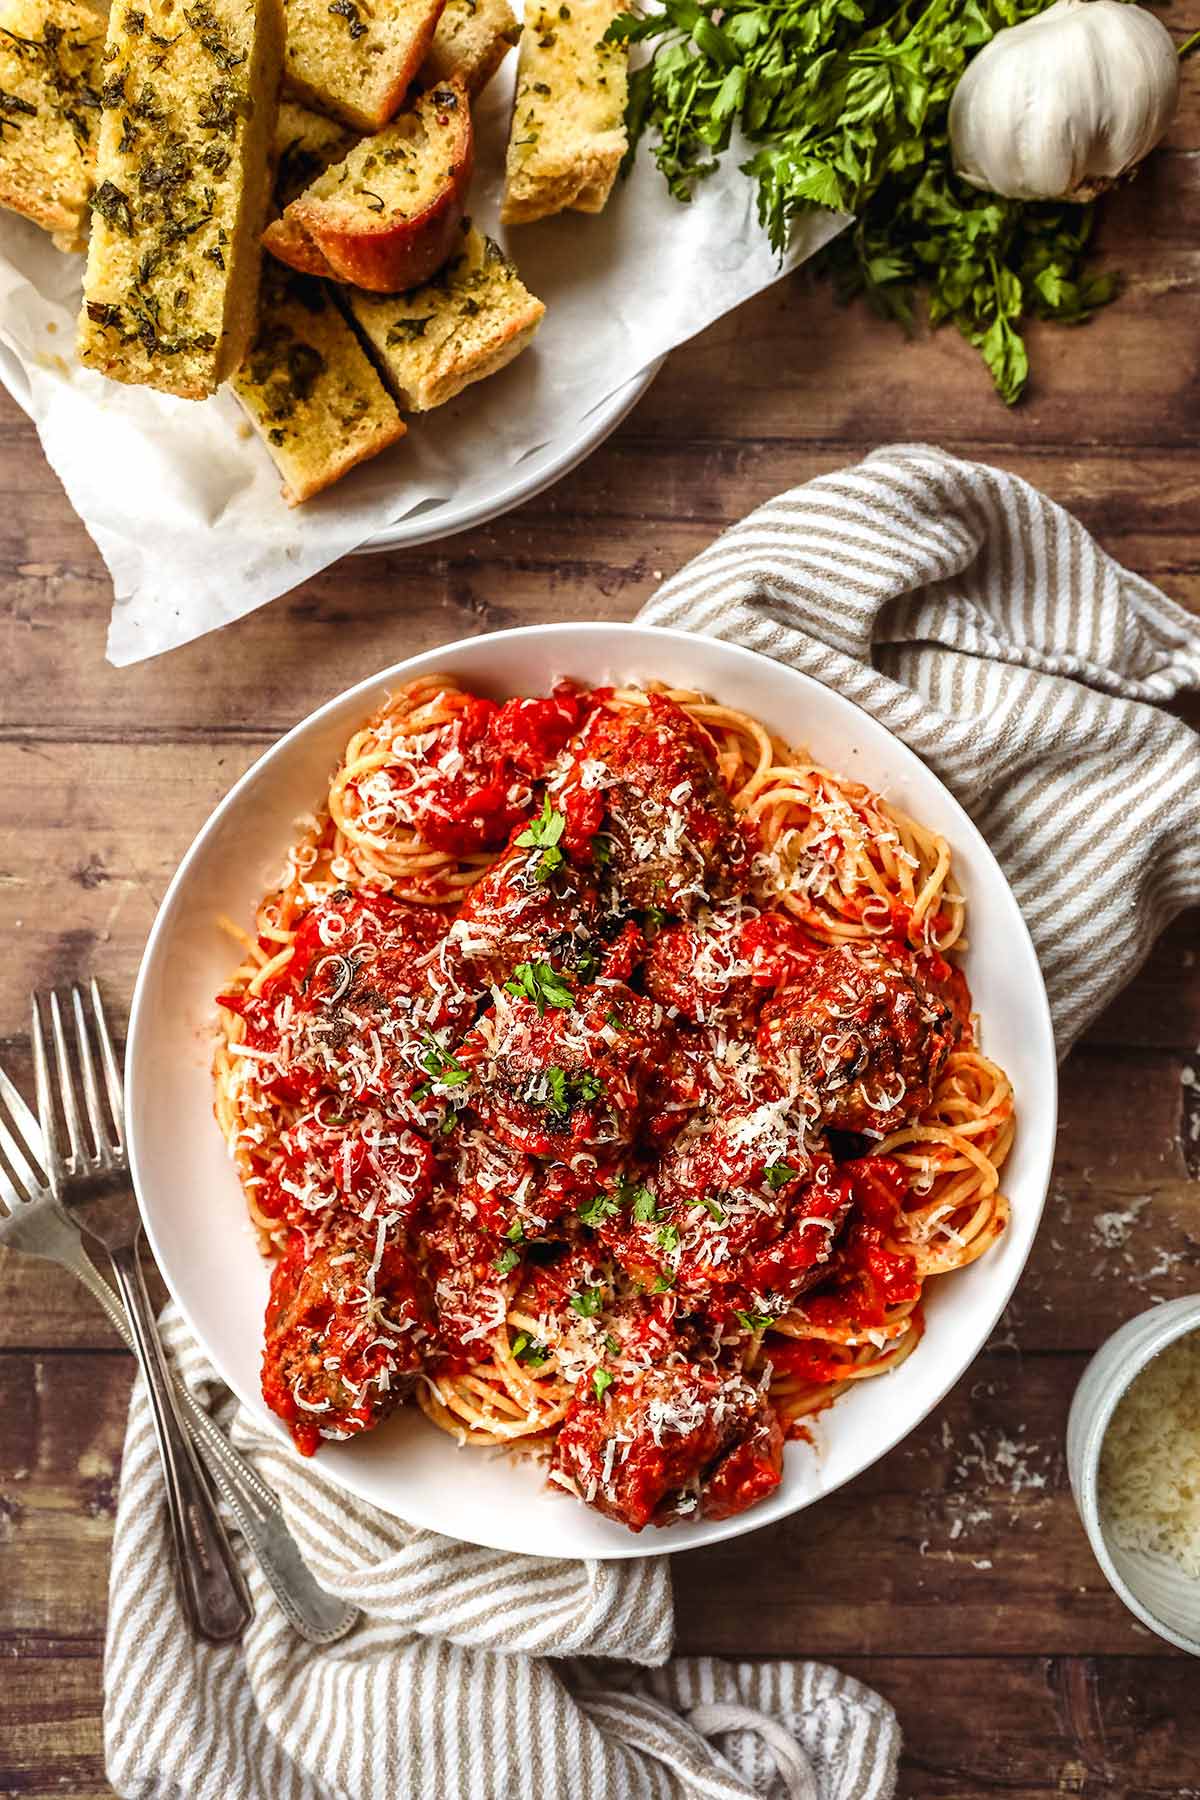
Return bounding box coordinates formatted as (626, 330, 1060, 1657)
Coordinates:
(10, 981, 358, 1643)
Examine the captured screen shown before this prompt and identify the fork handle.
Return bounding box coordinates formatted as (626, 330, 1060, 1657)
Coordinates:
(109, 1241, 252, 1643)
(61, 1237, 357, 1643)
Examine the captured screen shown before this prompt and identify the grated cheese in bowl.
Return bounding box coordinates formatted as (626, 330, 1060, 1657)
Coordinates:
(1098, 1330, 1200, 1580)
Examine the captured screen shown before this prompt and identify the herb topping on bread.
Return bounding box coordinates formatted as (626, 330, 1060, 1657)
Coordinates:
(77, 0, 284, 399)
(350, 220, 544, 410)
(501, 0, 627, 225)
(282, 0, 446, 133)
(0, 0, 104, 248)
(233, 263, 405, 504)
(264, 77, 472, 293)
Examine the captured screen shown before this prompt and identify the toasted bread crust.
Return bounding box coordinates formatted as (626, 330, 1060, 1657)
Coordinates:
(283, 0, 447, 132)
(419, 0, 519, 95)
(350, 224, 545, 411)
(233, 267, 406, 505)
(263, 212, 340, 279)
(272, 78, 473, 294)
(0, 0, 104, 243)
(501, 0, 627, 226)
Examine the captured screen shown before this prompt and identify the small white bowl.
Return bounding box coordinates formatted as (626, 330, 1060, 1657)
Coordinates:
(1068, 1296, 1200, 1654)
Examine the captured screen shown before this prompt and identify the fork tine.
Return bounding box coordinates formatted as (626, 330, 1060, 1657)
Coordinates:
(89, 978, 125, 1152)
(0, 1064, 46, 1176)
(48, 990, 86, 1165)
(0, 1091, 45, 1198)
(72, 984, 112, 1156)
(31, 995, 66, 1188)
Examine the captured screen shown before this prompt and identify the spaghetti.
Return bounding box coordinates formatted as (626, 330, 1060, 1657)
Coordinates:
(214, 675, 1013, 1530)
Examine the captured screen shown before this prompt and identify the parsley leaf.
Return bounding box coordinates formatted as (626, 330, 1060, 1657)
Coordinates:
(764, 1162, 800, 1190)
(701, 1196, 725, 1221)
(570, 1285, 604, 1318)
(547, 1066, 569, 1115)
(627, 1184, 659, 1223)
(544, 1066, 604, 1116)
(505, 959, 575, 1014)
(657, 1223, 680, 1253)
(609, 0, 1120, 404)
(515, 796, 567, 881)
(512, 1332, 548, 1369)
(420, 1031, 469, 1088)
(495, 1246, 521, 1275)
(592, 1367, 614, 1401)
(735, 1308, 776, 1333)
(578, 1189, 622, 1227)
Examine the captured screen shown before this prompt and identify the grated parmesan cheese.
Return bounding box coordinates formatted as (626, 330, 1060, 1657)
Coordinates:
(1099, 1331, 1200, 1581)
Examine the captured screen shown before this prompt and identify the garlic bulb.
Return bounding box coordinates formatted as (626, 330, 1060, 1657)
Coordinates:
(949, 0, 1179, 202)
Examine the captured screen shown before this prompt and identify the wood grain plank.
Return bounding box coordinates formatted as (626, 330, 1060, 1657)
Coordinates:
(0, 1647, 107, 1799)
(3, 439, 1200, 740)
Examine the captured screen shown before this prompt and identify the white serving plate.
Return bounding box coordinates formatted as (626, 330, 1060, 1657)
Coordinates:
(354, 365, 658, 555)
(127, 624, 1057, 1559)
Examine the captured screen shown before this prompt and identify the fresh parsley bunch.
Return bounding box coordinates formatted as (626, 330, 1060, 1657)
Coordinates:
(608, 0, 1119, 401)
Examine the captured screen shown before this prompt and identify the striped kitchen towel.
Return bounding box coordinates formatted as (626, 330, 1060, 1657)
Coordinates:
(105, 1309, 899, 1800)
(640, 443, 1200, 1053)
(105, 443, 1200, 1800)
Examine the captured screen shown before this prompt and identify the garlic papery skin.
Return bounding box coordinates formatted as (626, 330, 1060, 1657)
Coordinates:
(948, 0, 1179, 202)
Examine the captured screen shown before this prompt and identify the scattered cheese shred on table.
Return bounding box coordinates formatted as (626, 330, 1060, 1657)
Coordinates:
(1099, 1331, 1200, 1579)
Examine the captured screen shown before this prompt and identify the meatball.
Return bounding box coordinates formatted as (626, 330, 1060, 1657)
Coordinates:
(556, 695, 753, 914)
(447, 836, 603, 994)
(261, 1107, 436, 1231)
(222, 890, 453, 1106)
(261, 1230, 431, 1455)
(421, 1209, 515, 1359)
(757, 943, 960, 1134)
(600, 1104, 850, 1316)
(346, 684, 589, 859)
(550, 1360, 783, 1530)
(644, 903, 819, 1028)
(457, 980, 670, 1160)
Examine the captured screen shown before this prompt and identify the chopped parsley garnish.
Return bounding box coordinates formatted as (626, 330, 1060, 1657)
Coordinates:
(505, 1219, 525, 1241)
(515, 796, 567, 881)
(547, 1067, 569, 1115)
(657, 1223, 680, 1253)
(420, 1031, 469, 1087)
(511, 1332, 548, 1368)
(735, 1308, 776, 1333)
(505, 959, 575, 1014)
(439, 1109, 458, 1135)
(591, 834, 611, 866)
(578, 1190, 621, 1227)
(651, 1272, 675, 1292)
(569, 1285, 604, 1318)
(625, 1184, 658, 1223)
(545, 1066, 604, 1115)
(644, 906, 669, 931)
(494, 1246, 520, 1275)
(764, 1162, 800, 1190)
(700, 1197, 725, 1221)
(592, 1367, 614, 1402)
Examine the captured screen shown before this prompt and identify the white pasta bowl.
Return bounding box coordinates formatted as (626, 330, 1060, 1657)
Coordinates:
(126, 623, 1057, 1558)
(1067, 1296, 1200, 1654)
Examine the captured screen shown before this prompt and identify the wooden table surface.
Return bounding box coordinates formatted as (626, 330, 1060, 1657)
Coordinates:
(4, 41, 1200, 1797)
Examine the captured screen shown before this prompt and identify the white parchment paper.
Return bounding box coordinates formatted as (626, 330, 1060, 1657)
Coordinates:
(0, 45, 847, 666)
